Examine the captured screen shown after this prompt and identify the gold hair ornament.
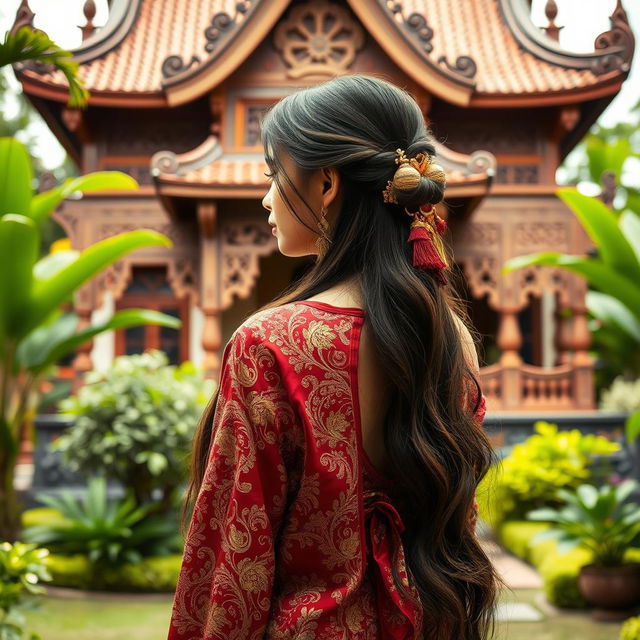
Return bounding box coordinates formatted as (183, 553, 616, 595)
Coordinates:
(381, 148, 449, 284)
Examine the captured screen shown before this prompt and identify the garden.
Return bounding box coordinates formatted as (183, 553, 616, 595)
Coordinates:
(2, 13, 640, 640)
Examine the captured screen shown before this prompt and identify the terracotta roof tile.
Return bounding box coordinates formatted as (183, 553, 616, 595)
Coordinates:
(17, 0, 618, 99)
(400, 0, 599, 94)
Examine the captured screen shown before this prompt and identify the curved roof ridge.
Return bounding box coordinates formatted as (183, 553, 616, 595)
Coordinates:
(10, 0, 634, 108)
(498, 0, 634, 76)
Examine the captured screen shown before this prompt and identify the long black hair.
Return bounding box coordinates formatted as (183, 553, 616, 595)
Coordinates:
(185, 74, 503, 639)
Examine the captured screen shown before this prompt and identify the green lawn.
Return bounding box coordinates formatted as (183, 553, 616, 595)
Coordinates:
(22, 587, 628, 640)
(24, 592, 173, 640)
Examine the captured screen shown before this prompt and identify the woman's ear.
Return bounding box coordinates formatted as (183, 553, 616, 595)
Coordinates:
(321, 166, 341, 211)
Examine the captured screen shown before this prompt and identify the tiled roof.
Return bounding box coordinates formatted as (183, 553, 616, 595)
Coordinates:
(149, 132, 495, 200)
(404, 0, 598, 94)
(13, 0, 631, 102)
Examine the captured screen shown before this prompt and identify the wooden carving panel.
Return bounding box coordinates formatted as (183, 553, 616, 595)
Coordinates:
(273, 0, 365, 78)
(221, 221, 278, 310)
(452, 195, 590, 310)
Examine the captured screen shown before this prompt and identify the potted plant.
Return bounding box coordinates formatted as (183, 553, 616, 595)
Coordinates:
(527, 480, 640, 619)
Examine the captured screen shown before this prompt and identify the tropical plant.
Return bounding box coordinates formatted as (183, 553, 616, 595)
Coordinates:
(561, 98, 640, 215)
(0, 31, 181, 541)
(0, 27, 88, 107)
(503, 187, 640, 457)
(477, 421, 620, 527)
(527, 480, 640, 567)
(21, 476, 181, 565)
(0, 541, 51, 640)
(54, 350, 214, 508)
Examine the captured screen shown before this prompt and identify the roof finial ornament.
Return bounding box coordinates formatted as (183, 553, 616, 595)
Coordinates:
(544, 0, 563, 42)
(9, 0, 35, 36)
(81, 0, 97, 41)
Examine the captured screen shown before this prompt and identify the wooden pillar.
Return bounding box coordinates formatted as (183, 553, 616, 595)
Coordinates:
(71, 283, 94, 394)
(554, 297, 573, 365)
(570, 290, 595, 409)
(497, 304, 523, 409)
(198, 201, 222, 381)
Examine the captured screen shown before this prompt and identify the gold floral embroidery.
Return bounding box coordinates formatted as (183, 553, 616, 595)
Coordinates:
(247, 392, 276, 426)
(303, 320, 336, 350)
(169, 302, 420, 640)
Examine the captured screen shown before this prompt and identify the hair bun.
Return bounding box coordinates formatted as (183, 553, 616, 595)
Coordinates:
(423, 163, 446, 185)
(392, 164, 422, 192)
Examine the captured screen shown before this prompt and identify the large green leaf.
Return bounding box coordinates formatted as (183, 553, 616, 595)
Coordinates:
(21, 230, 173, 341)
(557, 187, 640, 282)
(0, 214, 38, 351)
(585, 136, 630, 185)
(15, 312, 79, 370)
(29, 172, 138, 226)
(27, 309, 182, 374)
(626, 411, 640, 446)
(33, 250, 80, 280)
(503, 252, 640, 321)
(0, 138, 33, 217)
(586, 290, 640, 343)
(620, 210, 640, 264)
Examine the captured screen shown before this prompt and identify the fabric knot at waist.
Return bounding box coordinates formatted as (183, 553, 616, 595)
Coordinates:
(363, 489, 423, 639)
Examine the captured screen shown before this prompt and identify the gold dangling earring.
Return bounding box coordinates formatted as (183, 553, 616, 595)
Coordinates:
(315, 206, 331, 256)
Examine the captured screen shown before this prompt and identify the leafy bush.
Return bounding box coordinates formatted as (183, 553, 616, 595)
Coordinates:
(477, 421, 620, 528)
(55, 350, 214, 506)
(621, 615, 640, 640)
(43, 553, 182, 592)
(0, 541, 51, 640)
(21, 476, 181, 565)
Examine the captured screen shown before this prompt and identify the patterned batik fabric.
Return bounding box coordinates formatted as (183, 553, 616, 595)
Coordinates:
(167, 301, 487, 640)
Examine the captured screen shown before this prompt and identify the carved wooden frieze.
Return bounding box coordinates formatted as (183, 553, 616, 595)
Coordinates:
(273, 0, 365, 78)
(221, 221, 278, 310)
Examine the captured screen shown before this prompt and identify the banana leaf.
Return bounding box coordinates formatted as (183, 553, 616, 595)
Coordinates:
(557, 188, 640, 283)
(21, 230, 173, 340)
(30, 172, 138, 226)
(587, 290, 640, 343)
(0, 138, 33, 218)
(0, 214, 38, 353)
(23, 309, 181, 375)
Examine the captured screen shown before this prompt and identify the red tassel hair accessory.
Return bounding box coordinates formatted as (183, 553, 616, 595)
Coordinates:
(382, 148, 449, 286)
(406, 205, 449, 286)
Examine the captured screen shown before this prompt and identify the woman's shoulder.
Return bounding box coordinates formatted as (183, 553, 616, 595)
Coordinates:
(226, 301, 361, 370)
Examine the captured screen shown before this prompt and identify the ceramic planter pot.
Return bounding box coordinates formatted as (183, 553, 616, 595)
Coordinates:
(578, 563, 640, 620)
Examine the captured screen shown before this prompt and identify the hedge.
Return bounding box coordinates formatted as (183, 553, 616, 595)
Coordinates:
(44, 553, 182, 592)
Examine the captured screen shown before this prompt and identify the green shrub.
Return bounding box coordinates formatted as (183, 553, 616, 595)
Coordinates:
(22, 477, 181, 564)
(498, 520, 550, 563)
(497, 519, 640, 609)
(0, 541, 51, 639)
(44, 553, 182, 592)
(477, 421, 619, 528)
(20, 508, 65, 530)
(527, 481, 640, 566)
(55, 350, 214, 505)
(620, 615, 640, 640)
